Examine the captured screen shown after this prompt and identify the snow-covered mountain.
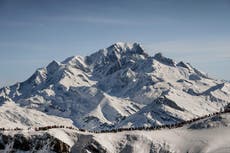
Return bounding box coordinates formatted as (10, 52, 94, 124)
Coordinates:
(0, 42, 230, 130)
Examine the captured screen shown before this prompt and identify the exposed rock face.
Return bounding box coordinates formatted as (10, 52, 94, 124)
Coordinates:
(0, 133, 70, 153)
(153, 52, 176, 66)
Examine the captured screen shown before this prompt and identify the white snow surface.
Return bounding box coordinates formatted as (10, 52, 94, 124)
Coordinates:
(90, 125, 230, 153)
(0, 100, 74, 129)
(0, 42, 229, 130)
(71, 113, 230, 153)
(1, 113, 230, 153)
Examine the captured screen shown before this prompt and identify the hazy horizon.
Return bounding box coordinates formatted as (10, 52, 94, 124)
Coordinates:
(0, 0, 230, 87)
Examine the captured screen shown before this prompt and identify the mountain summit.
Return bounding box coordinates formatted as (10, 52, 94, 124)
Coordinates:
(0, 42, 229, 130)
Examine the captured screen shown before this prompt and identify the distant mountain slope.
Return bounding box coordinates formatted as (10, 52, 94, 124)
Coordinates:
(0, 42, 229, 130)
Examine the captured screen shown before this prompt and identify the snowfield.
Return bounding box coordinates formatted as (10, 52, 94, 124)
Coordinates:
(0, 100, 74, 129)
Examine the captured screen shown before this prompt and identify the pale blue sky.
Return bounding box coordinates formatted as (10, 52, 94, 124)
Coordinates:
(0, 0, 230, 87)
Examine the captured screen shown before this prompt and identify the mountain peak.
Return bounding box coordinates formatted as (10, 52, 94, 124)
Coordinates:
(46, 60, 60, 75)
(153, 52, 176, 66)
(108, 42, 145, 55)
(86, 42, 148, 71)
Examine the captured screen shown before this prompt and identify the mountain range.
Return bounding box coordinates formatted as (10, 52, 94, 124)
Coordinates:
(0, 42, 229, 132)
(1, 42, 230, 153)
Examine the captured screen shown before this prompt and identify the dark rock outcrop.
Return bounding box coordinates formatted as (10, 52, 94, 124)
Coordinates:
(0, 133, 70, 153)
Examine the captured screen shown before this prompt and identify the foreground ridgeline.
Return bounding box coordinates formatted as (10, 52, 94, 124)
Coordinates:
(1, 109, 229, 133)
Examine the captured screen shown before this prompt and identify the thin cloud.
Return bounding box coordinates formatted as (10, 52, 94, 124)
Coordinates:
(40, 14, 173, 26)
(0, 20, 45, 27)
(144, 39, 230, 62)
(144, 39, 230, 80)
(43, 15, 144, 25)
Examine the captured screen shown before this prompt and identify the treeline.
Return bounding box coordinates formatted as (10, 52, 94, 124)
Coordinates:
(34, 125, 76, 131)
(0, 127, 23, 131)
(0, 109, 230, 133)
(0, 125, 76, 132)
(88, 109, 230, 133)
(90, 110, 229, 134)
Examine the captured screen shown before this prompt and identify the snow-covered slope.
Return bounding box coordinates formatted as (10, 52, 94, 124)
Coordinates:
(1, 113, 230, 153)
(73, 114, 230, 153)
(0, 99, 74, 129)
(0, 131, 71, 153)
(0, 42, 229, 130)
